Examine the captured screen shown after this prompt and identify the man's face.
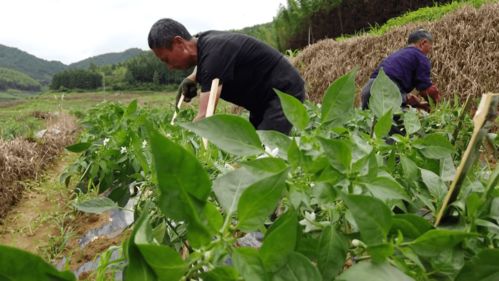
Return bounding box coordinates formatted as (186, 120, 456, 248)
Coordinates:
(419, 39, 433, 55)
(152, 37, 191, 70)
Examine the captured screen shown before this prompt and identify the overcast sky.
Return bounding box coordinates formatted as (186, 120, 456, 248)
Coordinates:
(1, 0, 287, 64)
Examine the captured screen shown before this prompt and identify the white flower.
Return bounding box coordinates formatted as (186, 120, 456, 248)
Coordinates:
(257, 145, 280, 159)
(224, 163, 235, 171)
(317, 103, 322, 109)
(103, 138, 110, 146)
(351, 239, 366, 248)
(120, 146, 127, 154)
(142, 140, 147, 149)
(351, 239, 361, 247)
(305, 211, 316, 221)
(266, 146, 279, 157)
(166, 133, 172, 138)
(299, 211, 321, 233)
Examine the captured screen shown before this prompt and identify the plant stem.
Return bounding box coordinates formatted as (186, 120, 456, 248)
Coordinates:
(165, 220, 193, 252)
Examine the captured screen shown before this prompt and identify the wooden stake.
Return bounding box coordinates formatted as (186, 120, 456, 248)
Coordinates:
(203, 78, 220, 149)
(170, 94, 185, 125)
(434, 93, 499, 226)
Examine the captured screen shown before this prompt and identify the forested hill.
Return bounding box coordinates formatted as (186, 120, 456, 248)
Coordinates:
(0, 44, 146, 89)
(0, 44, 66, 85)
(68, 48, 146, 69)
(238, 0, 454, 51)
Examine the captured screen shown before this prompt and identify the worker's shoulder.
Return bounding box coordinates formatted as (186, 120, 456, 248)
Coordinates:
(388, 46, 428, 62)
(198, 30, 255, 44)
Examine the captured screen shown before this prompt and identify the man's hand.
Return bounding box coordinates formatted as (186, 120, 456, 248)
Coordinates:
(176, 78, 198, 109)
(420, 84, 441, 103)
(406, 94, 430, 112)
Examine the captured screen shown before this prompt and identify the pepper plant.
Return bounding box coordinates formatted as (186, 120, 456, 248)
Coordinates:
(1, 70, 497, 281)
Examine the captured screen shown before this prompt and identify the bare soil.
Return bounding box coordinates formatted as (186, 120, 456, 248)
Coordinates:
(0, 152, 130, 279)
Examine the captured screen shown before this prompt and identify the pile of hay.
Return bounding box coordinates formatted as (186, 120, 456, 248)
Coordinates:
(0, 113, 78, 219)
(294, 3, 499, 103)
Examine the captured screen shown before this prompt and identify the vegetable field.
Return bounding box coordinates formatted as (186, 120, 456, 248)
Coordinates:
(1, 71, 497, 280)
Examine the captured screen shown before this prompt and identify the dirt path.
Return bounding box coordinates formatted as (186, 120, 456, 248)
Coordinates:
(0, 152, 76, 258)
(0, 150, 132, 280)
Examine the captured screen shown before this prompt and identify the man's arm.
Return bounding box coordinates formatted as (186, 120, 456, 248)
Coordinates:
(194, 84, 223, 121)
(176, 67, 199, 107)
(187, 66, 197, 81)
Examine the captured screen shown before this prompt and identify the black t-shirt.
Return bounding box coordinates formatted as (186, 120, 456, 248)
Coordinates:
(196, 31, 305, 114)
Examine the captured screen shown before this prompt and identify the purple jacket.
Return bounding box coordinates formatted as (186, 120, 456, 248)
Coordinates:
(371, 46, 432, 94)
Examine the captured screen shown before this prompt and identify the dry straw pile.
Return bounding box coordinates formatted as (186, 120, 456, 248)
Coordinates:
(0, 113, 77, 218)
(294, 3, 499, 103)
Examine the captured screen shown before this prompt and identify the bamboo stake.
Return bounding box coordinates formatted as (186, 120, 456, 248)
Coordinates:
(202, 78, 220, 149)
(170, 94, 185, 125)
(435, 93, 499, 226)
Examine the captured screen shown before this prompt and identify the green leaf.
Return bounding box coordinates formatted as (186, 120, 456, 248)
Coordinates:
(321, 69, 356, 127)
(374, 109, 393, 139)
(131, 131, 150, 174)
(149, 128, 211, 247)
(490, 198, 499, 222)
(369, 68, 402, 118)
(466, 192, 484, 219)
(475, 219, 499, 234)
(181, 114, 263, 156)
(125, 99, 138, 117)
(485, 165, 499, 198)
(214, 158, 287, 215)
(403, 110, 421, 135)
(240, 158, 288, 173)
(318, 137, 352, 173)
(362, 177, 410, 202)
(233, 248, 268, 281)
(400, 156, 419, 183)
(455, 249, 499, 281)
(150, 128, 210, 219)
(342, 194, 392, 245)
(288, 139, 304, 168)
(351, 133, 373, 163)
(134, 214, 187, 281)
(317, 225, 348, 279)
(257, 130, 291, 160)
(409, 229, 476, 257)
(73, 197, 118, 214)
(276, 90, 309, 131)
(414, 133, 454, 159)
(272, 252, 323, 281)
(0, 245, 76, 281)
(261, 210, 298, 272)
(201, 201, 224, 234)
(201, 266, 239, 281)
(65, 142, 91, 153)
(125, 214, 157, 281)
(336, 261, 414, 281)
(420, 169, 447, 202)
(440, 155, 456, 182)
(237, 169, 288, 232)
(368, 243, 394, 263)
(390, 214, 433, 239)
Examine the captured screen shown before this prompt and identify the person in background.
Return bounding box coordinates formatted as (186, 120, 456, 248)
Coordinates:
(148, 18, 306, 135)
(361, 29, 441, 111)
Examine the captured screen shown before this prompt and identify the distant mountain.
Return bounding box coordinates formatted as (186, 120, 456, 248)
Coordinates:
(0, 67, 41, 92)
(0, 44, 66, 85)
(0, 44, 146, 87)
(69, 48, 146, 69)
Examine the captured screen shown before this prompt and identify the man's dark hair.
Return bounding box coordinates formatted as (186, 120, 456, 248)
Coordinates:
(148, 18, 193, 49)
(407, 29, 433, 44)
